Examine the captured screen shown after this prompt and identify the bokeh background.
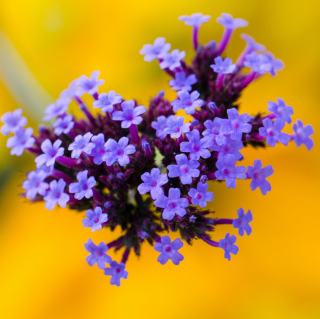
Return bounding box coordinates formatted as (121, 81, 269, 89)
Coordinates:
(0, 0, 319, 318)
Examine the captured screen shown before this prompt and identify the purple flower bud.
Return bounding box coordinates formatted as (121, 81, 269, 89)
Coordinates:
(1, 109, 27, 136)
(76, 71, 104, 96)
(104, 137, 136, 166)
(138, 168, 168, 199)
(44, 179, 70, 210)
(82, 207, 108, 232)
(104, 261, 128, 286)
(169, 72, 198, 92)
(259, 118, 291, 147)
(292, 120, 314, 151)
(53, 115, 74, 136)
(6, 128, 35, 156)
(35, 139, 64, 168)
(171, 90, 204, 115)
(93, 91, 122, 113)
(151, 115, 168, 139)
(164, 115, 191, 138)
(233, 208, 253, 236)
(68, 132, 95, 159)
(160, 49, 186, 71)
(219, 233, 239, 261)
(84, 239, 112, 269)
(154, 235, 184, 265)
(89, 134, 107, 165)
(43, 97, 71, 121)
(188, 182, 214, 208)
(69, 170, 96, 200)
(22, 170, 49, 200)
(140, 37, 171, 62)
(267, 98, 294, 124)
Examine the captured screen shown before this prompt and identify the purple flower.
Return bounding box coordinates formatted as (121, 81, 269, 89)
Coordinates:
(1, 109, 27, 136)
(264, 52, 284, 77)
(215, 154, 247, 189)
(92, 91, 122, 113)
(140, 37, 171, 62)
(164, 116, 191, 138)
(76, 71, 104, 96)
(43, 97, 71, 121)
(151, 115, 168, 139)
(210, 56, 237, 74)
(6, 128, 35, 156)
(69, 170, 96, 200)
(180, 129, 212, 160)
(35, 139, 64, 168)
(210, 135, 244, 160)
(267, 98, 293, 124)
(171, 90, 203, 115)
(112, 100, 146, 128)
(89, 134, 107, 165)
(53, 115, 74, 136)
(154, 188, 189, 220)
(169, 72, 198, 92)
(84, 239, 112, 269)
(68, 132, 95, 159)
(220, 108, 252, 140)
(259, 118, 291, 147)
(167, 153, 200, 185)
(160, 49, 186, 71)
(178, 13, 211, 27)
(188, 182, 213, 208)
(22, 170, 49, 200)
(82, 207, 108, 232)
(104, 137, 136, 166)
(240, 34, 265, 53)
(244, 52, 270, 75)
(104, 261, 128, 286)
(60, 79, 79, 98)
(219, 233, 239, 261)
(233, 208, 253, 236)
(44, 179, 70, 210)
(247, 159, 274, 195)
(138, 168, 168, 199)
(217, 13, 248, 30)
(203, 118, 228, 146)
(154, 236, 184, 265)
(292, 120, 314, 151)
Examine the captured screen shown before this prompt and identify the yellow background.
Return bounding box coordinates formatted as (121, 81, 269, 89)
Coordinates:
(0, 1, 319, 318)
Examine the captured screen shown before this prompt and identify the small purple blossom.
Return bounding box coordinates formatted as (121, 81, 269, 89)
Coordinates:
(112, 100, 146, 128)
(82, 207, 108, 232)
(210, 56, 237, 74)
(151, 115, 168, 139)
(6, 128, 35, 156)
(84, 239, 112, 269)
(60, 79, 79, 98)
(171, 90, 203, 115)
(210, 135, 244, 160)
(178, 13, 211, 27)
(180, 129, 212, 160)
(203, 118, 228, 146)
(104, 137, 136, 166)
(92, 91, 122, 113)
(219, 233, 239, 261)
(215, 154, 247, 189)
(217, 13, 248, 30)
(160, 49, 186, 71)
(69, 170, 96, 200)
(169, 71, 198, 92)
(154, 235, 184, 265)
(233, 208, 253, 236)
(164, 116, 191, 138)
(43, 179, 70, 210)
(35, 139, 64, 168)
(1, 109, 27, 136)
(264, 52, 284, 77)
(76, 71, 105, 96)
(104, 261, 128, 286)
(22, 170, 49, 200)
(154, 188, 189, 220)
(138, 168, 168, 200)
(68, 132, 95, 159)
(188, 182, 213, 208)
(292, 120, 314, 151)
(43, 97, 71, 121)
(267, 98, 294, 124)
(140, 37, 171, 62)
(244, 52, 270, 75)
(89, 134, 107, 165)
(53, 115, 74, 136)
(167, 153, 200, 185)
(247, 159, 274, 195)
(259, 118, 291, 147)
(241, 34, 265, 53)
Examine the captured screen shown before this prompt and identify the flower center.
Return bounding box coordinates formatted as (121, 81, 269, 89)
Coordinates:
(151, 181, 157, 187)
(222, 168, 230, 175)
(94, 217, 100, 223)
(193, 145, 200, 152)
(97, 250, 103, 256)
(164, 245, 172, 252)
(117, 149, 124, 156)
(168, 201, 177, 209)
(181, 166, 189, 173)
(115, 267, 121, 273)
(232, 121, 239, 129)
(195, 193, 202, 200)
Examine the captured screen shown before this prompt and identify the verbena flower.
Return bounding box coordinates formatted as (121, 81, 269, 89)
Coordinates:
(151, 115, 168, 139)
(69, 170, 96, 200)
(233, 208, 253, 236)
(76, 71, 104, 96)
(211, 56, 237, 74)
(292, 120, 314, 151)
(93, 91, 122, 113)
(68, 133, 95, 159)
(44, 179, 70, 210)
(164, 115, 191, 138)
(53, 115, 74, 136)
(22, 170, 49, 200)
(84, 239, 112, 269)
(188, 182, 213, 208)
(160, 49, 186, 70)
(179, 13, 211, 27)
(35, 139, 64, 168)
(267, 98, 293, 124)
(6, 128, 35, 156)
(1, 109, 27, 136)
(171, 90, 203, 115)
(104, 261, 128, 287)
(140, 37, 171, 62)
(169, 72, 197, 92)
(104, 137, 136, 166)
(217, 13, 248, 30)
(219, 233, 239, 261)
(43, 97, 71, 121)
(138, 168, 168, 199)
(89, 133, 107, 165)
(154, 235, 184, 265)
(82, 207, 108, 232)
(259, 118, 291, 147)
(203, 118, 228, 146)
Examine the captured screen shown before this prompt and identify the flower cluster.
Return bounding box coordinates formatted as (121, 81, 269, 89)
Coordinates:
(1, 13, 314, 286)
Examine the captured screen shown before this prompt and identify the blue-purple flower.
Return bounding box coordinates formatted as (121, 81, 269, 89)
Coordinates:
(217, 13, 248, 30)
(68, 132, 95, 159)
(69, 170, 96, 200)
(169, 72, 197, 92)
(267, 98, 293, 123)
(210, 135, 244, 160)
(167, 154, 200, 185)
(35, 139, 64, 168)
(164, 116, 191, 138)
(247, 159, 274, 195)
(89, 133, 107, 165)
(22, 170, 49, 200)
(179, 13, 211, 27)
(233, 208, 253, 236)
(264, 52, 284, 77)
(6, 128, 35, 156)
(188, 182, 213, 208)
(104, 137, 136, 166)
(112, 100, 146, 128)
(203, 118, 228, 146)
(76, 71, 104, 96)
(240, 34, 265, 53)
(219, 233, 239, 261)
(171, 90, 203, 115)
(82, 207, 108, 232)
(210, 56, 237, 74)
(43, 97, 71, 121)
(154, 188, 189, 220)
(44, 179, 70, 210)
(1, 109, 27, 136)
(84, 239, 112, 269)
(104, 261, 128, 286)
(244, 52, 270, 75)
(159, 49, 186, 70)
(93, 91, 122, 113)
(259, 118, 291, 147)
(151, 115, 168, 139)
(292, 120, 314, 151)
(53, 115, 74, 136)
(154, 235, 184, 265)
(138, 168, 168, 199)
(140, 37, 171, 62)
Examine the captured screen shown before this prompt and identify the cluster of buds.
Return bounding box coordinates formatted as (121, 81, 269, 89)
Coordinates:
(1, 13, 314, 286)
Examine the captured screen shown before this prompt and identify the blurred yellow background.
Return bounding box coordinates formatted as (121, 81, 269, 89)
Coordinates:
(0, 0, 319, 318)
